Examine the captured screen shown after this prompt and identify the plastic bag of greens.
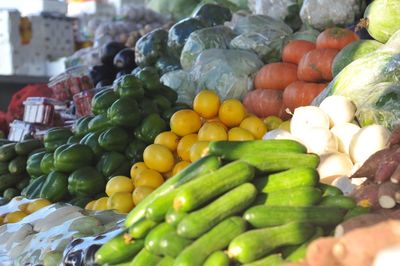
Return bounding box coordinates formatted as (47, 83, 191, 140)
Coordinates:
(229, 14, 293, 35)
(160, 70, 197, 105)
(355, 82, 400, 130)
(146, 0, 199, 20)
(300, 0, 364, 30)
(230, 29, 289, 63)
(190, 48, 263, 100)
(180, 26, 236, 70)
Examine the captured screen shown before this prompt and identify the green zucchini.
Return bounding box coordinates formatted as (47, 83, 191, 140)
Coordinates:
(130, 248, 162, 266)
(260, 167, 319, 193)
(95, 230, 144, 265)
(282, 227, 324, 262)
(173, 161, 255, 212)
(126, 155, 221, 227)
(263, 187, 322, 207)
(319, 195, 356, 210)
(177, 183, 257, 239)
(344, 206, 371, 221)
(156, 256, 175, 266)
(208, 140, 307, 160)
(203, 251, 230, 266)
(242, 253, 284, 266)
(244, 205, 346, 228)
(0, 143, 17, 162)
(228, 222, 315, 263)
(15, 139, 43, 155)
(318, 183, 343, 197)
(158, 229, 193, 258)
(165, 208, 187, 227)
(241, 152, 319, 172)
(128, 218, 158, 239)
(145, 223, 175, 255)
(174, 216, 247, 266)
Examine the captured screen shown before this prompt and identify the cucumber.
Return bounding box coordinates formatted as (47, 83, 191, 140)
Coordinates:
(165, 208, 187, 227)
(0, 143, 17, 162)
(0, 162, 9, 175)
(8, 156, 27, 174)
(208, 140, 307, 160)
(228, 222, 315, 263)
(173, 161, 255, 212)
(319, 195, 356, 210)
(282, 227, 324, 262)
(130, 248, 162, 266)
(174, 216, 247, 266)
(126, 155, 221, 227)
(241, 152, 319, 172)
(260, 167, 319, 193)
(128, 218, 158, 239)
(203, 251, 230, 266)
(242, 253, 284, 266)
(156, 256, 175, 266)
(344, 206, 371, 221)
(15, 139, 43, 155)
(244, 205, 346, 228)
(263, 187, 322, 207)
(318, 183, 343, 197)
(158, 229, 193, 258)
(145, 223, 175, 255)
(95, 231, 144, 265)
(177, 183, 257, 239)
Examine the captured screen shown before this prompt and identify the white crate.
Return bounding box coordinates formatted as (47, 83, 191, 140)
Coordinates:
(0, 44, 28, 75)
(0, 10, 21, 45)
(0, 0, 68, 15)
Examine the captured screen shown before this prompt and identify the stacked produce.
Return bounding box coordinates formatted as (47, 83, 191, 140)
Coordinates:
(0, 197, 51, 225)
(95, 139, 363, 265)
(0, 139, 44, 203)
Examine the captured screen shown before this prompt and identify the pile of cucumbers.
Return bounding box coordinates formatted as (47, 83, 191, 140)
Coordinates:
(94, 139, 368, 266)
(0, 139, 44, 202)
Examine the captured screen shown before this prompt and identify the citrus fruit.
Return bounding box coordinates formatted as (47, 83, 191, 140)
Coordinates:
(240, 116, 267, 139)
(26, 198, 51, 214)
(198, 122, 228, 141)
(130, 162, 148, 180)
(177, 134, 198, 161)
(228, 127, 255, 141)
(92, 197, 109, 211)
(85, 200, 96, 210)
(132, 186, 154, 205)
(264, 116, 283, 130)
(279, 120, 291, 132)
(218, 99, 246, 127)
(4, 211, 27, 224)
(189, 141, 210, 162)
(172, 161, 191, 176)
(207, 117, 228, 131)
(143, 144, 175, 173)
(193, 90, 221, 118)
(106, 176, 135, 196)
(170, 110, 202, 137)
(154, 131, 180, 151)
(134, 168, 164, 189)
(107, 192, 135, 213)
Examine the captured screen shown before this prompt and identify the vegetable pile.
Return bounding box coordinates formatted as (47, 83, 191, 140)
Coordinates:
(95, 139, 364, 265)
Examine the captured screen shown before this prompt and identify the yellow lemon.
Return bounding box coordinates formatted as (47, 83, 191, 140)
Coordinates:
(143, 144, 175, 173)
(106, 176, 135, 197)
(170, 110, 202, 137)
(154, 131, 180, 151)
(193, 90, 221, 119)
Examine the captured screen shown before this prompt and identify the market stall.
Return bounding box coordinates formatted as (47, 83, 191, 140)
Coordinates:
(0, 0, 399, 265)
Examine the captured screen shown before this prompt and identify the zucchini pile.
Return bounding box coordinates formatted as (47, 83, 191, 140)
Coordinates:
(95, 139, 364, 265)
(0, 139, 43, 202)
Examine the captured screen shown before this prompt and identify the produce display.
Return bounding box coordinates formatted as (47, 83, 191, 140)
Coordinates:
(1, 0, 400, 265)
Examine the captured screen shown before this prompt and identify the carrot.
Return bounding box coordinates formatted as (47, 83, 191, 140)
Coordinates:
(282, 81, 327, 112)
(316, 27, 359, 50)
(254, 62, 298, 90)
(297, 48, 339, 82)
(282, 40, 316, 65)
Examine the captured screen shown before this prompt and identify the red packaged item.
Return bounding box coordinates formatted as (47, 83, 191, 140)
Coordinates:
(23, 97, 67, 125)
(48, 66, 93, 102)
(72, 87, 106, 117)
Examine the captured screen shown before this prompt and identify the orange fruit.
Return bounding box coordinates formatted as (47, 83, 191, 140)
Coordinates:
(26, 198, 51, 214)
(176, 134, 198, 161)
(189, 141, 210, 162)
(218, 99, 246, 127)
(132, 186, 154, 205)
(134, 168, 164, 189)
(240, 116, 267, 139)
(170, 110, 202, 137)
(154, 131, 180, 151)
(193, 90, 221, 119)
(85, 200, 96, 210)
(198, 122, 228, 141)
(143, 144, 175, 173)
(4, 211, 27, 224)
(207, 117, 228, 131)
(130, 162, 148, 180)
(92, 197, 109, 211)
(106, 176, 135, 196)
(107, 192, 135, 213)
(228, 127, 255, 141)
(172, 161, 191, 176)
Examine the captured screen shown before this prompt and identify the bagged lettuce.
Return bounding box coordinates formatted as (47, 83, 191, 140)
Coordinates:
(160, 70, 197, 105)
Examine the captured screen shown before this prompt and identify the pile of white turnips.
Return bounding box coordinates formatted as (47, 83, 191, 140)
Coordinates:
(263, 95, 391, 187)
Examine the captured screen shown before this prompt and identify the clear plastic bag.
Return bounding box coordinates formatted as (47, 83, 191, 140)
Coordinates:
(248, 0, 297, 20)
(190, 48, 263, 100)
(229, 14, 293, 35)
(180, 26, 237, 70)
(160, 70, 197, 105)
(356, 82, 400, 130)
(300, 0, 362, 30)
